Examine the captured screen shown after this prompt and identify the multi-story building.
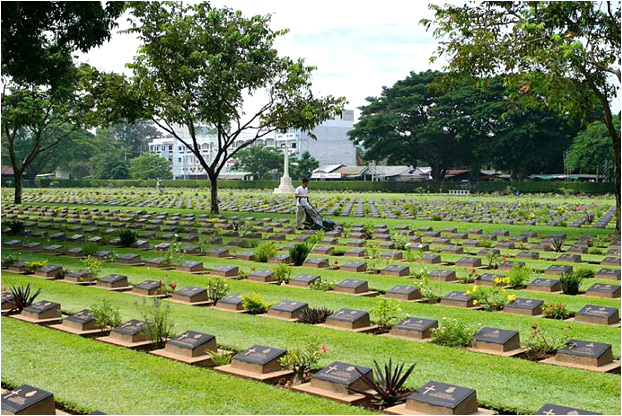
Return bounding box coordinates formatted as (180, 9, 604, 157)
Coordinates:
(147, 110, 356, 179)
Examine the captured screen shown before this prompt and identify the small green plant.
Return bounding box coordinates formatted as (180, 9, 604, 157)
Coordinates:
(299, 307, 334, 324)
(371, 298, 406, 331)
(573, 268, 595, 280)
(458, 268, 479, 284)
(82, 242, 99, 257)
(242, 293, 273, 314)
(522, 323, 569, 360)
(588, 247, 603, 255)
(90, 299, 122, 329)
(559, 273, 583, 295)
(391, 232, 409, 250)
(289, 243, 312, 266)
(272, 263, 292, 284)
(7, 284, 41, 312)
(23, 260, 48, 273)
(118, 229, 138, 247)
(7, 220, 25, 235)
(309, 279, 336, 291)
(486, 252, 501, 269)
(415, 277, 442, 303)
(279, 337, 328, 385)
(1, 251, 20, 267)
(542, 302, 574, 320)
(551, 237, 565, 252)
(206, 278, 230, 303)
(209, 350, 234, 366)
(507, 264, 530, 289)
(466, 285, 513, 311)
(80, 256, 101, 281)
(255, 242, 277, 263)
(350, 359, 415, 409)
(164, 241, 182, 265)
(431, 317, 478, 347)
(138, 299, 176, 349)
(366, 240, 380, 259)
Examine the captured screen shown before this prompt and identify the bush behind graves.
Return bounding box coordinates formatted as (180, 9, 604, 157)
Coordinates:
(522, 323, 569, 360)
(299, 307, 334, 324)
(458, 268, 479, 284)
(559, 273, 583, 295)
(23, 260, 48, 274)
(289, 243, 312, 266)
(118, 229, 137, 248)
(309, 279, 336, 291)
(508, 264, 531, 289)
(279, 337, 328, 385)
(272, 263, 292, 284)
(208, 350, 234, 366)
(80, 256, 101, 281)
(82, 242, 99, 257)
(391, 232, 409, 250)
(1, 251, 20, 267)
(466, 285, 511, 311)
(139, 299, 176, 349)
(242, 294, 273, 315)
(573, 268, 595, 280)
(90, 299, 122, 329)
(255, 242, 277, 263)
(371, 298, 406, 331)
(7, 220, 25, 235)
(8, 284, 41, 313)
(350, 359, 415, 409)
(431, 317, 478, 347)
(542, 302, 574, 319)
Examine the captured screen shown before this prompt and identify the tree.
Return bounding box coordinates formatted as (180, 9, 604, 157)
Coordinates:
(231, 146, 283, 180)
(1, 1, 124, 88)
(566, 116, 620, 178)
(91, 153, 129, 180)
(129, 154, 172, 180)
(121, 2, 344, 213)
(104, 120, 163, 159)
(423, 1, 621, 229)
(291, 151, 319, 180)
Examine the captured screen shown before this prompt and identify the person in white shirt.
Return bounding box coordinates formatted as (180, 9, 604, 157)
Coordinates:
(294, 178, 310, 229)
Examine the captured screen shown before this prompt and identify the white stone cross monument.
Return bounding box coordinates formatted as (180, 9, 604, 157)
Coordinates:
(273, 146, 296, 194)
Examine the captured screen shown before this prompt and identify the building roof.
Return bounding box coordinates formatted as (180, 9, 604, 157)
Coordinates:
(1, 165, 14, 175)
(372, 166, 412, 177)
(314, 164, 344, 174)
(335, 166, 367, 176)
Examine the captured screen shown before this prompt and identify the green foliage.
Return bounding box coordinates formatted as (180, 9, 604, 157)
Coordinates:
(129, 153, 172, 180)
(90, 299, 122, 329)
(559, 273, 583, 296)
(272, 263, 292, 284)
(566, 116, 619, 177)
(507, 264, 531, 289)
(543, 302, 574, 320)
(118, 229, 137, 247)
(299, 307, 334, 324)
(431, 317, 478, 347)
(208, 350, 234, 366)
(139, 299, 176, 349)
(290, 151, 320, 181)
(23, 260, 48, 274)
(391, 232, 409, 250)
(1, 251, 20, 267)
(371, 298, 407, 330)
(466, 285, 512, 312)
(231, 146, 283, 180)
(90, 152, 129, 180)
(80, 256, 101, 281)
(255, 242, 277, 263)
(7, 284, 42, 313)
(309, 279, 336, 291)
(7, 221, 25, 234)
(350, 359, 416, 409)
(279, 337, 328, 385)
(241, 294, 273, 315)
(574, 268, 595, 280)
(522, 323, 569, 360)
(205, 278, 230, 303)
(289, 243, 312, 266)
(82, 242, 99, 257)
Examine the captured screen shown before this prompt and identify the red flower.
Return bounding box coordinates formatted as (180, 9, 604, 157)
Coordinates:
(158, 279, 163, 286)
(471, 268, 476, 273)
(170, 282, 177, 289)
(1, 285, 6, 292)
(320, 344, 328, 352)
(334, 261, 339, 265)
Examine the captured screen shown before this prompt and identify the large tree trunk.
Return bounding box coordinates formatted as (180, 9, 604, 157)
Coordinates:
(27, 171, 37, 187)
(209, 173, 219, 214)
(13, 170, 23, 204)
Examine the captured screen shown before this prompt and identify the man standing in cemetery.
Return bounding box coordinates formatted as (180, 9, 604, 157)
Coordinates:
(295, 178, 310, 229)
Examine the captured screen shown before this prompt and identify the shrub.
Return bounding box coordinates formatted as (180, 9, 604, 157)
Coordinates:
(588, 247, 603, 255)
(542, 302, 574, 320)
(7, 220, 25, 235)
(139, 299, 176, 349)
(279, 337, 328, 385)
(80, 256, 101, 281)
(7, 284, 41, 313)
(466, 285, 511, 312)
(522, 323, 569, 360)
(118, 229, 137, 247)
(255, 242, 277, 263)
(90, 299, 122, 329)
(351, 359, 415, 409)
(573, 268, 595, 280)
(431, 317, 478, 347)
(299, 307, 333, 324)
(209, 350, 234, 366)
(1, 251, 20, 267)
(371, 298, 406, 330)
(242, 294, 272, 314)
(559, 273, 583, 295)
(309, 279, 336, 291)
(415, 278, 442, 303)
(507, 264, 530, 289)
(206, 278, 229, 303)
(23, 260, 48, 274)
(551, 237, 565, 252)
(486, 252, 501, 269)
(272, 263, 292, 284)
(391, 232, 409, 250)
(458, 268, 479, 284)
(82, 242, 99, 257)
(289, 243, 312, 266)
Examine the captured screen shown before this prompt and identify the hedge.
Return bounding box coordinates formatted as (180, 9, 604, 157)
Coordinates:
(17, 178, 616, 195)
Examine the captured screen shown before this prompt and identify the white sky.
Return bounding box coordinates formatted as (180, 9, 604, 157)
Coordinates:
(79, 0, 620, 122)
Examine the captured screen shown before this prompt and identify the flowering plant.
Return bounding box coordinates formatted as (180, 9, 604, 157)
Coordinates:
(466, 285, 510, 311)
(279, 337, 328, 385)
(542, 302, 573, 320)
(431, 317, 478, 347)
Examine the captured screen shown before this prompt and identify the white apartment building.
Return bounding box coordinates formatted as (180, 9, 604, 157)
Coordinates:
(148, 110, 356, 179)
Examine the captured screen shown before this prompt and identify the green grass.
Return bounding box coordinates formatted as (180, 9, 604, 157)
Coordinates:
(2, 270, 620, 415)
(1, 317, 374, 415)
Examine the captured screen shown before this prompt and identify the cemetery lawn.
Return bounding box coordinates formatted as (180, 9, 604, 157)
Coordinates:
(3, 270, 620, 415)
(1, 317, 376, 415)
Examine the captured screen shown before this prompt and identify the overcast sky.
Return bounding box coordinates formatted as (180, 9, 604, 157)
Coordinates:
(80, 0, 620, 122)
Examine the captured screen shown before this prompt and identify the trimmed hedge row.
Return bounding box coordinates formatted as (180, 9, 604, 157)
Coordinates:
(20, 178, 617, 195)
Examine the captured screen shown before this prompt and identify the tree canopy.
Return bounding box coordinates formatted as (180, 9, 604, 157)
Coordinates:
(129, 153, 172, 180)
(231, 146, 283, 180)
(566, 115, 620, 178)
(291, 151, 319, 180)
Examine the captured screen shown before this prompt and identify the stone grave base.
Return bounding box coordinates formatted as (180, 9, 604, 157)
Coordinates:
(585, 291, 620, 299)
(331, 289, 379, 297)
(567, 317, 621, 327)
(466, 346, 527, 357)
(174, 268, 208, 275)
(264, 311, 301, 322)
(144, 264, 175, 270)
(380, 333, 433, 343)
(540, 357, 621, 373)
(525, 287, 561, 293)
(167, 298, 214, 307)
(502, 308, 543, 317)
(212, 304, 247, 313)
(149, 348, 229, 367)
(315, 323, 378, 333)
(62, 278, 95, 286)
(214, 365, 293, 384)
(96, 335, 158, 350)
(31, 273, 61, 281)
(130, 291, 169, 299)
(12, 313, 63, 326)
(385, 403, 496, 415)
(95, 284, 133, 292)
(49, 323, 110, 338)
(292, 383, 371, 406)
